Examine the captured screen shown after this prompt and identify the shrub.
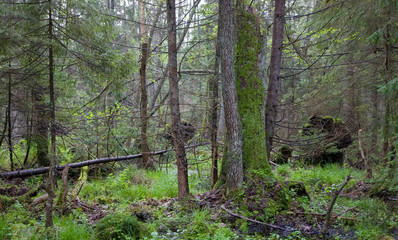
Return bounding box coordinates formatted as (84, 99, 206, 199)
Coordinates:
(96, 213, 140, 240)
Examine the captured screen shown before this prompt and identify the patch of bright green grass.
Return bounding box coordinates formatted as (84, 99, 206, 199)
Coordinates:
(275, 164, 364, 193)
(81, 166, 178, 203)
(54, 215, 94, 240)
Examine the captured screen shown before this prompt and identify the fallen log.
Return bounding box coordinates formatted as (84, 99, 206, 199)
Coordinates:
(0, 143, 207, 180)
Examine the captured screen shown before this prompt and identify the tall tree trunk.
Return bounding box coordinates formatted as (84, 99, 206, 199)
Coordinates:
(210, 29, 221, 188)
(139, 0, 152, 169)
(167, 0, 189, 199)
(235, 6, 271, 174)
(149, 0, 200, 113)
(265, 0, 285, 158)
(219, 0, 243, 191)
(46, 0, 56, 228)
(382, 18, 392, 158)
(8, 63, 14, 171)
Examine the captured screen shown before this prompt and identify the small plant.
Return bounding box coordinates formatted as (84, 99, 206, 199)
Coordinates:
(54, 215, 93, 240)
(213, 226, 238, 240)
(0, 215, 11, 240)
(96, 213, 140, 240)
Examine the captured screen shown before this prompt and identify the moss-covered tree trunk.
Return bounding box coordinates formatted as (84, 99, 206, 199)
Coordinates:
(235, 7, 271, 174)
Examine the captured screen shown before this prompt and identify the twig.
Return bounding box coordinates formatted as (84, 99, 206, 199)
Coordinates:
(358, 129, 373, 179)
(220, 205, 292, 232)
(321, 173, 352, 240)
(286, 210, 356, 221)
(333, 206, 356, 220)
(269, 160, 280, 167)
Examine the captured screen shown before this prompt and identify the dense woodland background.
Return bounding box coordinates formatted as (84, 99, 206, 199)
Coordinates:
(0, 0, 397, 239)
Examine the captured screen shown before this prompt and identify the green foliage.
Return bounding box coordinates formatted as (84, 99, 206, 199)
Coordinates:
(213, 227, 239, 240)
(54, 215, 93, 240)
(81, 166, 178, 203)
(96, 213, 140, 240)
(275, 164, 363, 194)
(355, 198, 397, 239)
(0, 215, 11, 240)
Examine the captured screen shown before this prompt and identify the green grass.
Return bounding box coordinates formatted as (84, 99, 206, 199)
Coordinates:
(81, 166, 179, 204)
(0, 215, 11, 240)
(0, 201, 94, 240)
(54, 215, 94, 240)
(274, 163, 398, 239)
(81, 163, 212, 205)
(275, 163, 364, 193)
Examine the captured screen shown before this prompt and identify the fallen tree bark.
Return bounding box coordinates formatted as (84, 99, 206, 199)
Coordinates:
(0, 143, 207, 180)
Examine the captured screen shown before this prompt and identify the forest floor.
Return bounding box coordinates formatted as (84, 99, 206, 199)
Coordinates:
(0, 163, 397, 240)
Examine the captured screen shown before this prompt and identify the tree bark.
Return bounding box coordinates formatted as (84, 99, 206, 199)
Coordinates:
(149, 0, 200, 113)
(265, 0, 286, 158)
(33, 91, 49, 167)
(139, 0, 153, 169)
(167, 0, 190, 199)
(0, 108, 8, 150)
(210, 28, 221, 188)
(46, 0, 56, 227)
(219, 0, 243, 191)
(235, 6, 271, 174)
(8, 63, 14, 171)
(382, 14, 392, 158)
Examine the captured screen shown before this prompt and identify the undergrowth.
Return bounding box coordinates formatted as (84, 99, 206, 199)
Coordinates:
(0, 163, 396, 240)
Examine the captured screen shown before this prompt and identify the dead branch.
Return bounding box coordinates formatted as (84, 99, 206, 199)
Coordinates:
(287, 208, 356, 222)
(321, 173, 352, 240)
(220, 205, 292, 232)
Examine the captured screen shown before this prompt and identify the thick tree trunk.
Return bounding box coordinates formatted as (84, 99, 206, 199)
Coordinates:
(167, 0, 189, 199)
(265, 0, 285, 158)
(235, 7, 271, 174)
(219, 0, 243, 191)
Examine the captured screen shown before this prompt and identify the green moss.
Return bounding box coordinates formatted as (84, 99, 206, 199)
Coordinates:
(333, 117, 342, 124)
(235, 11, 271, 175)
